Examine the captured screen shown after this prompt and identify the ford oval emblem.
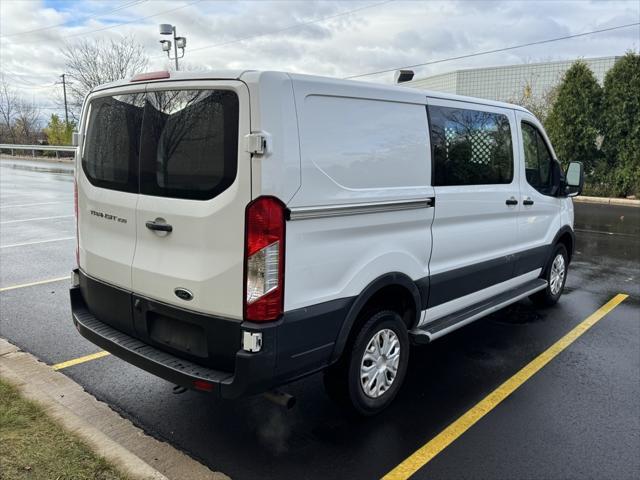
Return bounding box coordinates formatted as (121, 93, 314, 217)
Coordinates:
(174, 288, 193, 301)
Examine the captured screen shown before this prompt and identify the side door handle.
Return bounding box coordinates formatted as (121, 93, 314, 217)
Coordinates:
(523, 198, 534, 206)
(145, 218, 173, 233)
(505, 197, 518, 206)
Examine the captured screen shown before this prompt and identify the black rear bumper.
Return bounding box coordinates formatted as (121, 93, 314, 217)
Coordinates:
(70, 271, 352, 398)
(71, 286, 274, 398)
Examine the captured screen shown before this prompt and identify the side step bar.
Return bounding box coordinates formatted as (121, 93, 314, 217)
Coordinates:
(410, 278, 548, 344)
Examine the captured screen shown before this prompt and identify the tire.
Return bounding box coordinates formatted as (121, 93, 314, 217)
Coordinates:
(530, 244, 569, 306)
(323, 310, 409, 416)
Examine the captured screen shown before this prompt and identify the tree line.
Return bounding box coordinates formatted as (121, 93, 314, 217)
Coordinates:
(515, 52, 639, 198)
(0, 77, 42, 145)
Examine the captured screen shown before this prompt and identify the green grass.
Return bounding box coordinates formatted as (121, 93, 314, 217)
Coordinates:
(0, 379, 130, 480)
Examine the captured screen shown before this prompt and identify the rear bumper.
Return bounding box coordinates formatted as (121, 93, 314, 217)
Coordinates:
(70, 271, 352, 398)
(71, 286, 272, 398)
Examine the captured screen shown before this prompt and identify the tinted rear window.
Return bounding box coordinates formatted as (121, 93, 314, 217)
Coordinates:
(139, 90, 239, 200)
(83, 93, 144, 193)
(82, 89, 239, 200)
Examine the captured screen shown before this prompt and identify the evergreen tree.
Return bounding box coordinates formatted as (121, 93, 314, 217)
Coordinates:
(600, 52, 640, 197)
(545, 61, 602, 172)
(44, 114, 75, 145)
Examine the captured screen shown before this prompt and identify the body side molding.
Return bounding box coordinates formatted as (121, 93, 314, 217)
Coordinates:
(287, 198, 434, 221)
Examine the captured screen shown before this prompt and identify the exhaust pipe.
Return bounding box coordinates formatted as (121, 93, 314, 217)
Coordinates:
(172, 385, 187, 394)
(263, 390, 296, 409)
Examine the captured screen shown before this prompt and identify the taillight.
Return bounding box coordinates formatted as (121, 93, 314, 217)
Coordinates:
(74, 178, 79, 266)
(244, 196, 286, 322)
(193, 379, 214, 392)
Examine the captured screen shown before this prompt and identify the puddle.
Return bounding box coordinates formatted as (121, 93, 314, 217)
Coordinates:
(487, 302, 545, 325)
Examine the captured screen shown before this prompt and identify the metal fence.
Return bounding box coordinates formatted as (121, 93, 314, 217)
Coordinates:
(0, 144, 77, 158)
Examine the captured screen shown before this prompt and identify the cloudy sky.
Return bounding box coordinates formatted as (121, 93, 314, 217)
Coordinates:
(1, 0, 638, 118)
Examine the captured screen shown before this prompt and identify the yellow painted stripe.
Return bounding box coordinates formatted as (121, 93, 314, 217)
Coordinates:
(0, 276, 68, 292)
(383, 293, 629, 480)
(52, 351, 111, 370)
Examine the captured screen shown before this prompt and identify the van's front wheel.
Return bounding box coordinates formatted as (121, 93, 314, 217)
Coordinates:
(531, 244, 569, 306)
(323, 310, 409, 416)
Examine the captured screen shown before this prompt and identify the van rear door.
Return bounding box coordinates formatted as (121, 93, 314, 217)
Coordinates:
(79, 86, 144, 291)
(131, 81, 251, 319)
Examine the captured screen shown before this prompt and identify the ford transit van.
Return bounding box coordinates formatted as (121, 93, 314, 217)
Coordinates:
(70, 70, 584, 415)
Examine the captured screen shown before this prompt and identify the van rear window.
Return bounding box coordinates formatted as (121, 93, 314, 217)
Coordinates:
(82, 89, 239, 201)
(83, 94, 144, 193)
(139, 90, 239, 200)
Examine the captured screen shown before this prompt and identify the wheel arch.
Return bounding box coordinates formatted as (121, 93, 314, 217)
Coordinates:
(553, 225, 575, 263)
(330, 272, 422, 363)
(539, 225, 575, 280)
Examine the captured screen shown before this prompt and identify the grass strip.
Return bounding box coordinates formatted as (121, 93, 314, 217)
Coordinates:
(0, 378, 130, 480)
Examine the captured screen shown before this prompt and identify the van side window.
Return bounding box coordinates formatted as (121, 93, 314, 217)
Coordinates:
(428, 105, 513, 186)
(521, 122, 553, 194)
(82, 94, 144, 193)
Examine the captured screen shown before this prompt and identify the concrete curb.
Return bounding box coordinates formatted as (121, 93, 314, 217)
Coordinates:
(1, 156, 73, 175)
(0, 338, 228, 480)
(1, 164, 73, 174)
(574, 196, 640, 207)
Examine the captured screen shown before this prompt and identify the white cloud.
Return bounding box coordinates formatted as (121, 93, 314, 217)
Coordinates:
(1, 0, 638, 120)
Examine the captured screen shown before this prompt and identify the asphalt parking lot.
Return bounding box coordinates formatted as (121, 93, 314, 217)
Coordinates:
(1, 157, 639, 480)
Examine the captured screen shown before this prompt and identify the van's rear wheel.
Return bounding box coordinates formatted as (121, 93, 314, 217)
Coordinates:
(531, 244, 568, 306)
(323, 310, 409, 416)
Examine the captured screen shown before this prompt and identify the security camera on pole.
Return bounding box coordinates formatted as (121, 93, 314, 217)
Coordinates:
(159, 24, 187, 71)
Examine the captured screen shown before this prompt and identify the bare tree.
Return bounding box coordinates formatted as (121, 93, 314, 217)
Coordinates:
(62, 35, 149, 119)
(0, 75, 43, 144)
(509, 79, 558, 124)
(14, 98, 42, 144)
(0, 75, 18, 143)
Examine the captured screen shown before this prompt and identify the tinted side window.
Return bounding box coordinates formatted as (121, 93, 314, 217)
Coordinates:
(139, 90, 239, 200)
(522, 122, 553, 194)
(82, 94, 144, 193)
(428, 105, 514, 186)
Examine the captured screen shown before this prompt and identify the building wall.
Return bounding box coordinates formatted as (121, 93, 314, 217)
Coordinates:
(408, 56, 620, 102)
(409, 71, 458, 94)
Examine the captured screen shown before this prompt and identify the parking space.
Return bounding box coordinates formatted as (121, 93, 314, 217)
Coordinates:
(0, 162, 74, 288)
(1, 160, 638, 480)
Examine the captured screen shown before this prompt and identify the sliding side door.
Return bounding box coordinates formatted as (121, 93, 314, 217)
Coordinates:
(425, 98, 521, 322)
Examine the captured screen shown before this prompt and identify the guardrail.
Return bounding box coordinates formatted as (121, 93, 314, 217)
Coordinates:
(0, 144, 77, 158)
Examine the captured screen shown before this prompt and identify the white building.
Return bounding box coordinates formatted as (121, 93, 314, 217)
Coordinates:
(405, 56, 620, 102)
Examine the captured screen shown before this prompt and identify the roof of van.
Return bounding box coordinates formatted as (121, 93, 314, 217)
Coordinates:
(91, 69, 251, 91)
(91, 69, 531, 114)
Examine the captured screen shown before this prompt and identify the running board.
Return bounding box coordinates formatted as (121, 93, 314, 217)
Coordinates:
(410, 279, 548, 344)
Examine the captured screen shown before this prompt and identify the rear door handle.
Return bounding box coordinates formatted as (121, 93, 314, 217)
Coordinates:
(505, 197, 518, 206)
(145, 219, 173, 233)
(523, 198, 534, 206)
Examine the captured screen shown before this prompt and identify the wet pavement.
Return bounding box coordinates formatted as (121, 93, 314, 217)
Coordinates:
(1, 160, 638, 480)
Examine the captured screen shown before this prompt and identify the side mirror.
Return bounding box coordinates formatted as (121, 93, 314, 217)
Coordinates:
(72, 131, 80, 147)
(564, 161, 584, 197)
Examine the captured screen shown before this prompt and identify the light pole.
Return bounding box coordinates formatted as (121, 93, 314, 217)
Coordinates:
(159, 24, 186, 71)
(60, 74, 69, 125)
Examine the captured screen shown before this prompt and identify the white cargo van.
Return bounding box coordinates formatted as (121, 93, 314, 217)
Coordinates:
(70, 70, 584, 415)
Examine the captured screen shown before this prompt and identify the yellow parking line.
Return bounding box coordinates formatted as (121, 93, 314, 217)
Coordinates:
(0, 276, 68, 292)
(52, 351, 111, 370)
(383, 293, 629, 480)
